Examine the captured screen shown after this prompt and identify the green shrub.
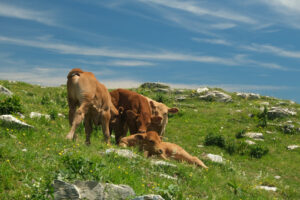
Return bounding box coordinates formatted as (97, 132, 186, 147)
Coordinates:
(0, 95, 22, 115)
(49, 109, 58, 120)
(257, 106, 268, 127)
(225, 140, 237, 155)
(204, 133, 225, 148)
(236, 142, 250, 155)
(154, 93, 167, 103)
(235, 129, 246, 139)
(249, 145, 269, 158)
(41, 95, 51, 105)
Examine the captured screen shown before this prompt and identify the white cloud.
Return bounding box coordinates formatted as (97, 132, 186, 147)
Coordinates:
(262, 0, 300, 14)
(107, 60, 154, 67)
(0, 3, 56, 26)
(243, 43, 300, 59)
(139, 0, 256, 24)
(192, 37, 232, 46)
(210, 23, 236, 30)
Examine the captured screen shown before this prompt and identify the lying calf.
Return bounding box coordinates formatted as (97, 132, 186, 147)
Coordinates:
(119, 131, 208, 169)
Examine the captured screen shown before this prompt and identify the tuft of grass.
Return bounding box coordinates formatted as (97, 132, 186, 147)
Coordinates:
(249, 145, 269, 158)
(204, 133, 225, 148)
(0, 95, 23, 115)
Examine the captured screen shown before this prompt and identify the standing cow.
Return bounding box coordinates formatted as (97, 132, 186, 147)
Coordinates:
(66, 68, 118, 145)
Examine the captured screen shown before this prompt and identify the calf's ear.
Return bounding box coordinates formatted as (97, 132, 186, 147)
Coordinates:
(151, 116, 163, 124)
(168, 107, 179, 114)
(150, 101, 156, 109)
(126, 110, 138, 119)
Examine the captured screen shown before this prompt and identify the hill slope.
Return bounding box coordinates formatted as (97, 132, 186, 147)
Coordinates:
(0, 80, 300, 199)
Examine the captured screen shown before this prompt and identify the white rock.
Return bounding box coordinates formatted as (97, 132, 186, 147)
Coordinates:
(150, 160, 177, 168)
(159, 173, 177, 180)
(30, 112, 50, 119)
(245, 132, 264, 139)
(22, 148, 27, 152)
(256, 186, 277, 192)
(245, 140, 256, 145)
(105, 148, 139, 158)
(286, 120, 293, 123)
(0, 85, 13, 96)
(237, 92, 260, 100)
(196, 87, 209, 94)
(206, 153, 224, 163)
(260, 102, 270, 106)
(199, 90, 232, 103)
(133, 194, 165, 200)
(274, 176, 281, 179)
(287, 145, 299, 150)
(266, 131, 273, 134)
(253, 138, 264, 141)
(197, 145, 204, 148)
(58, 113, 65, 118)
(268, 107, 297, 119)
(0, 115, 33, 128)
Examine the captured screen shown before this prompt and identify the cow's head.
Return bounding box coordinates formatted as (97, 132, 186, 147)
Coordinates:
(135, 131, 163, 155)
(126, 110, 162, 134)
(149, 101, 179, 124)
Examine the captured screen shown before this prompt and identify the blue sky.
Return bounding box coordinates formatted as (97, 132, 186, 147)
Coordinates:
(0, 0, 300, 102)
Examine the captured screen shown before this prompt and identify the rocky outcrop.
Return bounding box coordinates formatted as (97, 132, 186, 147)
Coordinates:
(236, 92, 260, 100)
(267, 107, 297, 119)
(0, 85, 13, 96)
(196, 87, 209, 94)
(0, 115, 33, 128)
(198, 91, 232, 102)
(245, 132, 264, 139)
(205, 154, 224, 163)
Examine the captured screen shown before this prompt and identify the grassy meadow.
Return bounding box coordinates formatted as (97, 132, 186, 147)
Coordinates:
(0, 80, 300, 199)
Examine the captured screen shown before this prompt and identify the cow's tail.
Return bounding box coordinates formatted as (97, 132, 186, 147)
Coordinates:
(67, 68, 84, 79)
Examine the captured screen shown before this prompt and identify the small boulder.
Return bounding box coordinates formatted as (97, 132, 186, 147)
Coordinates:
(256, 185, 277, 192)
(236, 92, 260, 100)
(287, 145, 299, 150)
(205, 153, 224, 163)
(175, 96, 187, 101)
(0, 115, 33, 128)
(105, 148, 139, 159)
(159, 173, 177, 180)
(245, 132, 264, 139)
(54, 180, 80, 200)
(0, 85, 13, 96)
(245, 140, 256, 145)
(196, 87, 209, 94)
(132, 195, 165, 200)
(150, 160, 177, 168)
(30, 112, 50, 120)
(267, 107, 296, 119)
(199, 91, 232, 103)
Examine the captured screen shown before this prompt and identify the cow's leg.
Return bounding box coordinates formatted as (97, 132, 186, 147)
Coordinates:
(66, 102, 90, 140)
(116, 120, 128, 144)
(101, 111, 111, 145)
(84, 115, 93, 145)
(68, 99, 77, 126)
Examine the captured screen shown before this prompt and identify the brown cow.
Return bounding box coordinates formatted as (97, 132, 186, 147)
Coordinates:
(120, 131, 208, 169)
(66, 68, 118, 145)
(110, 89, 162, 143)
(144, 97, 178, 136)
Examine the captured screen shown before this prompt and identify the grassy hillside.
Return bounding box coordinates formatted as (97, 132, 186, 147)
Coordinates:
(0, 80, 300, 199)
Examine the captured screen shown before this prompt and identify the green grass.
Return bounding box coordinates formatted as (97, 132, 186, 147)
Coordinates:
(1, 80, 300, 199)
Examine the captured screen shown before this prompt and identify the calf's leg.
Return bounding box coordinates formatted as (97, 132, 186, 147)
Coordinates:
(84, 116, 93, 145)
(101, 111, 111, 145)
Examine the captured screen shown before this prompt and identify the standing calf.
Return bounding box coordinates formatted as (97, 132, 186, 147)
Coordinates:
(66, 68, 118, 145)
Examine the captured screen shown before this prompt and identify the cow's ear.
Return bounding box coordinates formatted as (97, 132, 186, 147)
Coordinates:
(126, 110, 138, 119)
(118, 106, 124, 115)
(150, 101, 156, 109)
(135, 134, 145, 140)
(151, 116, 162, 124)
(168, 107, 179, 114)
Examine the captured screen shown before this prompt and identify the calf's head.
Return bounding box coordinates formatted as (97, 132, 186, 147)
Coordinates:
(126, 110, 162, 133)
(135, 131, 163, 155)
(150, 101, 179, 124)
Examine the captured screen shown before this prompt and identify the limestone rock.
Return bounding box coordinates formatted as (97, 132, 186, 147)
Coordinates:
(267, 107, 296, 119)
(0, 115, 33, 128)
(105, 148, 139, 158)
(236, 92, 260, 100)
(196, 87, 209, 94)
(245, 140, 256, 145)
(30, 112, 50, 120)
(150, 160, 177, 168)
(132, 194, 165, 200)
(159, 173, 177, 180)
(256, 185, 277, 192)
(175, 96, 187, 101)
(205, 154, 224, 163)
(245, 132, 264, 139)
(199, 91, 232, 102)
(54, 180, 80, 200)
(0, 85, 13, 96)
(287, 145, 299, 150)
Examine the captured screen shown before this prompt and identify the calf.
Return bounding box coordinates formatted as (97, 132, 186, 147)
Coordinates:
(144, 97, 178, 136)
(66, 68, 118, 145)
(110, 89, 162, 143)
(120, 131, 208, 169)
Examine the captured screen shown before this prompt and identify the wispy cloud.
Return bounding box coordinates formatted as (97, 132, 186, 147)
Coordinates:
(0, 2, 56, 26)
(242, 43, 300, 59)
(139, 0, 256, 24)
(192, 37, 232, 46)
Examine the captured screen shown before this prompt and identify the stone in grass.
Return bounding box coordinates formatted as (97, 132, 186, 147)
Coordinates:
(267, 107, 297, 119)
(30, 112, 50, 120)
(54, 180, 136, 200)
(196, 87, 209, 94)
(105, 148, 140, 159)
(245, 140, 256, 145)
(132, 194, 165, 200)
(245, 132, 264, 139)
(0, 115, 33, 128)
(274, 176, 281, 179)
(236, 92, 260, 100)
(0, 85, 13, 96)
(287, 145, 299, 150)
(205, 153, 224, 163)
(198, 90, 232, 103)
(159, 173, 178, 180)
(256, 185, 277, 192)
(150, 160, 177, 168)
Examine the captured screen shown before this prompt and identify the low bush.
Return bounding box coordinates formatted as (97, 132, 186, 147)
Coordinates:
(204, 133, 225, 148)
(250, 145, 269, 158)
(0, 95, 22, 115)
